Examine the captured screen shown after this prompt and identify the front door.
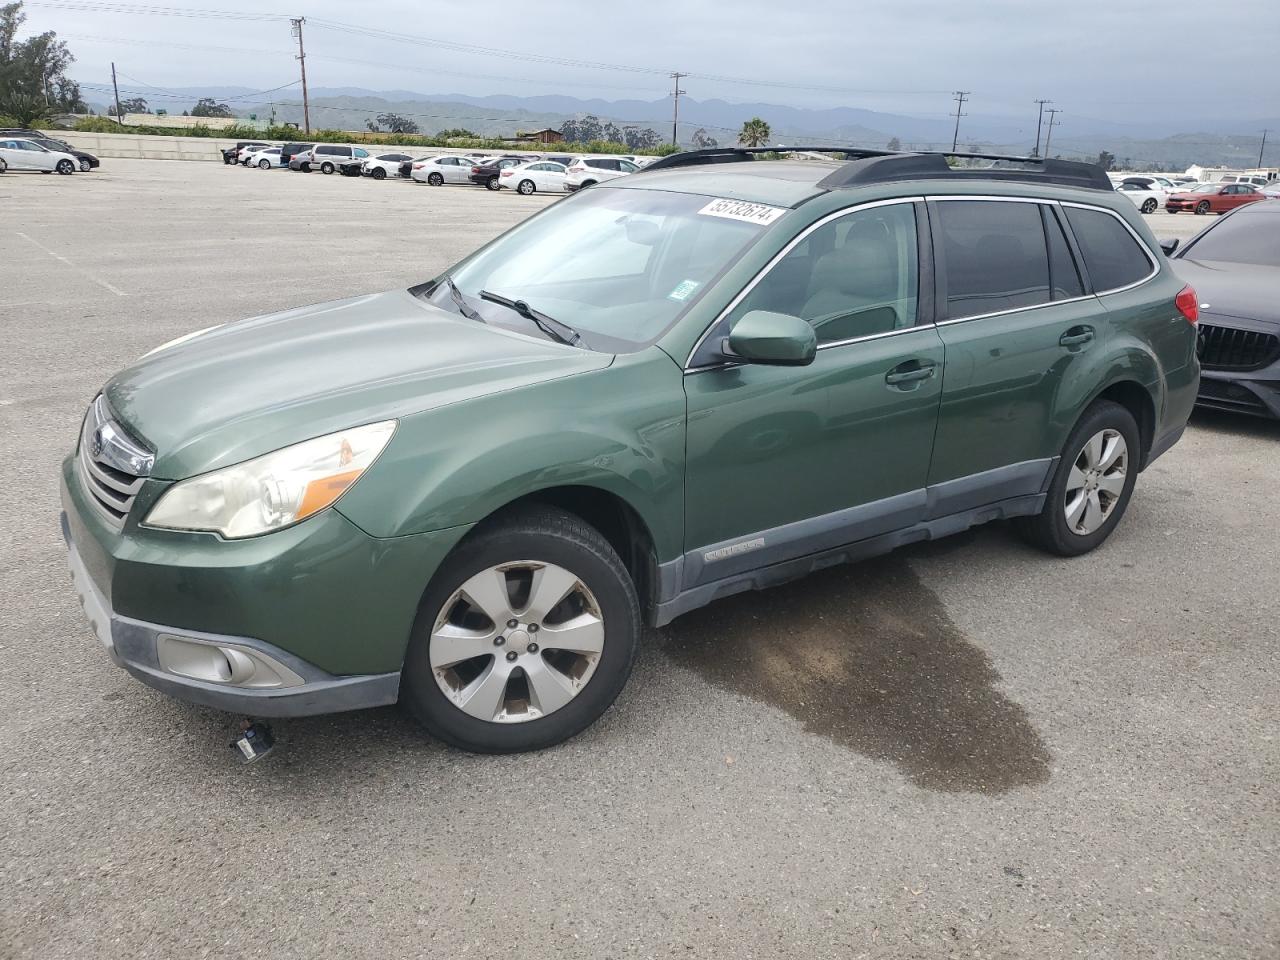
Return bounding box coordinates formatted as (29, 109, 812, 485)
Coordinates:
(926, 197, 1100, 508)
(682, 200, 944, 589)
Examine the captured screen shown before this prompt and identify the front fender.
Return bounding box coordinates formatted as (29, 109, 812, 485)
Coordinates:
(336, 347, 688, 561)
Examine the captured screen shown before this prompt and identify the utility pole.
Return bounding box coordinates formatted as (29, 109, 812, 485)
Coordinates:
(291, 17, 311, 134)
(950, 91, 970, 152)
(669, 72, 685, 146)
(111, 61, 124, 126)
(1259, 129, 1269, 168)
(1032, 98, 1051, 157)
(1044, 108, 1061, 157)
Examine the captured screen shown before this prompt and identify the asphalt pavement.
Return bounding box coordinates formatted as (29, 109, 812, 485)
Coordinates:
(1, 159, 1276, 959)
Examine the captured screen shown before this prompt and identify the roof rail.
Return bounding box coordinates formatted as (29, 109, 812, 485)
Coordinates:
(638, 146, 1114, 191)
(639, 146, 896, 172)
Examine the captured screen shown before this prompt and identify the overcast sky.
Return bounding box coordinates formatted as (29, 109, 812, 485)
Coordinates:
(20, 0, 1279, 128)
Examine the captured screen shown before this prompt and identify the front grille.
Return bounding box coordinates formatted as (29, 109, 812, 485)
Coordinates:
(1196, 323, 1280, 371)
(77, 396, 153, 531)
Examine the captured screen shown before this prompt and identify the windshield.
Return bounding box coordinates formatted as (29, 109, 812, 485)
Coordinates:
(1181, 210, 1280, 267)
(425, 186, 779, 351)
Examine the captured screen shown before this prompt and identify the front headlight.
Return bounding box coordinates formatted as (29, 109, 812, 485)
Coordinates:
(145, 421, 397, 538)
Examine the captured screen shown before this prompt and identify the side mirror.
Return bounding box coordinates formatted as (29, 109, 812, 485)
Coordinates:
(1160, 238, 1179, 256)
(724, 311, 817, 367)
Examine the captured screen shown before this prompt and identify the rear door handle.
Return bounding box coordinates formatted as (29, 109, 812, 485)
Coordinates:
(885, 361, 938, 385)
(1059, 326, 1095, 347)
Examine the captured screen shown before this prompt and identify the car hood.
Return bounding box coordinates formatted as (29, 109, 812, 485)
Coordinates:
(1168, 258, 1280, 325)
(105, 289, 613, 479)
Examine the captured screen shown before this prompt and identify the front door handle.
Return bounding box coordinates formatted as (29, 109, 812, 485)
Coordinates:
(885, 361, 938, 386)
(1059, 326, 1095, 347)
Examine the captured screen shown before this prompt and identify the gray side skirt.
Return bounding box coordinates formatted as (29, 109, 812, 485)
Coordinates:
(655, 457, 1056, 627)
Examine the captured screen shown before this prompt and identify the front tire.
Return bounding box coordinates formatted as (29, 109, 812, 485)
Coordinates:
(517, 179, 536, 195)
(1017, 400, 1140, 557)
(56, 159, 74, 175)
(1195, 200, 1210, 215)
(402, 505, 641, 753)
(78, 158, 91, 172)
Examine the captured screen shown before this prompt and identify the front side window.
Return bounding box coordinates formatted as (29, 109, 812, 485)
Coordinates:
(723, 201, 919, 345)
(936, 200, 1051, 319)
(429, 187, 776, 352)
(1063, 206, 1153, 291)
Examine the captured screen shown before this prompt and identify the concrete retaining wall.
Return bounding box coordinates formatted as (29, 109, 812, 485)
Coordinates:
(39, 130, 520, 163)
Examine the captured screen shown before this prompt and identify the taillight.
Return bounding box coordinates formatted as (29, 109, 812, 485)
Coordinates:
(1175, 285, 1199, 325)
(413, 163, 425, 170)
(471, 166, 481, 173)
(501, 170, 513, 177)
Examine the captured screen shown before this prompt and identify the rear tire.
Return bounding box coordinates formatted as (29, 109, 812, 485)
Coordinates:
(372, 167, 386, 180)
(581, 179, 597, 188)
(258, 158, 270, 169)
(320, 161, 335, 175)
(402, 505, 641, 753)
(517, 179, 536, 195)
(1141, 198, 1157, 214)
(1017, 399, 1141, 557)
(428, 172, 444, 186)
(486, 175, 501, 190)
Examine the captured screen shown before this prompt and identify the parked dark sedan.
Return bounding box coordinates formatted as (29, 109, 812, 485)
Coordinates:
(1170, 201, 1280, 418)
(468, 155, 533, 190)
(338, 157, 364, 177)
(30, 136, 99, 171)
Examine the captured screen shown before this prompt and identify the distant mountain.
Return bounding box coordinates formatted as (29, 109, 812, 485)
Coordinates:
(82, 83, 1276, 170)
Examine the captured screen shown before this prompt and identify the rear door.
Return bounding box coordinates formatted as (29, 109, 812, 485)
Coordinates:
(927, 197, 1101, 509)
(682, 199, 945, 588)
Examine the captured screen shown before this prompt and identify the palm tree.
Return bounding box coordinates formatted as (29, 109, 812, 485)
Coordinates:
(738, 118, 771, 148)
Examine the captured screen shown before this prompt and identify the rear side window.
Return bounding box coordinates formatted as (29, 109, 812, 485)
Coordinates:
(1063, 206, 1154, 292)
(936, 200, 1050, 319)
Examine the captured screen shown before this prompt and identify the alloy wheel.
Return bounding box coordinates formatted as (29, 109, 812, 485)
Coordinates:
(518, 180, 535, 195)
(1064, 428, 1127, 535)
(1196, 200, 1210, 215)
(78, 158, 91, 172)
(429, 561, 605, 723)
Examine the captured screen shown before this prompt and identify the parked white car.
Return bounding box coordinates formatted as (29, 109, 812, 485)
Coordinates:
(0, 137, 78, 174)
(500, 159, 570, 195)
(249, 147, 284, 169)
(563, 156, 641, 192)
(236, 143, 272, 164)
(361, 152, 413, 180)
(1114, 180, 1167, 214)
(411, 155, 473, 185)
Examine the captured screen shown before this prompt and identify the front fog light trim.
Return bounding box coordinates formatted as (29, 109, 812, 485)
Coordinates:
(157, 634, 306, 689)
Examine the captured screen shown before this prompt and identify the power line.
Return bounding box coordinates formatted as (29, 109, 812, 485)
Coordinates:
(26, 0, 285, 20)
(950, 91, 969, 152)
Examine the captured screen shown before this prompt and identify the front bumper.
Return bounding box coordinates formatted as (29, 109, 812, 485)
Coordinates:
(60, 456, 471, 716)
(1197, 370, 1280, 418)
(63, 513, 401, 716)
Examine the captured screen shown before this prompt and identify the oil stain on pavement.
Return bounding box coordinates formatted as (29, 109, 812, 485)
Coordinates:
(660, 553, 1051, 793)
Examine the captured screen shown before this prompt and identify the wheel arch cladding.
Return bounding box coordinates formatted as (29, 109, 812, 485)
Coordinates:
(469, 485, 661, 621)
(1090, 379, 1156, 463)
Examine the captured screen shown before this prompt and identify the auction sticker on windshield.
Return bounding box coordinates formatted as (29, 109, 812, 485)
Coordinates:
(698, 198, 786, 226)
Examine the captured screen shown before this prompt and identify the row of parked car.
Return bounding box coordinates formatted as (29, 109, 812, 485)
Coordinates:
(1111, 172, 1280, 215)
(0, 129, 100, 175)
(222, 139, 656, 194)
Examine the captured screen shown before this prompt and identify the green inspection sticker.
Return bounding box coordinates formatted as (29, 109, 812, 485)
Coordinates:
(668, 279, 701, 302)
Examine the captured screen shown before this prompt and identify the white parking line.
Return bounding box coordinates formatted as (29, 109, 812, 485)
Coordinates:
(13, 231, 127, 297)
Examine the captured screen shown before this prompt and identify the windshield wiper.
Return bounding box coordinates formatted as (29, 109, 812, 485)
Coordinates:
(440, 274, 484, 323)
(479, 290, 585, 348)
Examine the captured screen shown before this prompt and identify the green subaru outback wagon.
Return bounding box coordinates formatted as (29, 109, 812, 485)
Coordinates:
(62, 148, 1200, 753)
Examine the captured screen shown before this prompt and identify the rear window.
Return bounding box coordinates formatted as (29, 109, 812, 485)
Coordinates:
(1063, 207, 1154, 292)
(936, 200, 1051, 319)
